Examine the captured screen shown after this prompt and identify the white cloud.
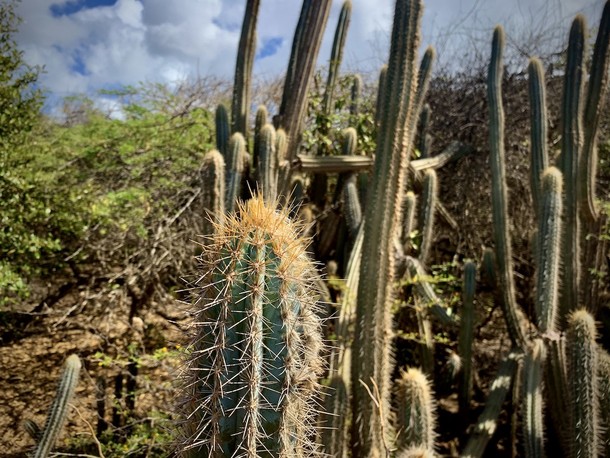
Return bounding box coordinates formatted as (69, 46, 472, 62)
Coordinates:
(14, 0, 606, 108)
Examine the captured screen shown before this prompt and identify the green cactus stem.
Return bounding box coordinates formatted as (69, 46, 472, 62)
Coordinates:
(581, 0, 610, 224)
(278, 0, 332, 161)
(522, 338, 545, 458)
(598, 348, 610, 457)
(200, 150, 226, 237)
(528, 57, 549, 218)
(322, 0, 352, 115)
(231, 0, 260, 139)
(215, 104, 230, 157)
(566, 309, 599, 458)
(225, 133, 245, 213)
(395, 368, 437, 453)
(182, 196, 324, 457)
(535, 167, 562, 333)
(374, 64, 388, 129)
(351, 0, 426, 452)
(417, 103, 431, 159)
(256, 123, 277, 203)
(402, 191, 417, 253)
(462, 351, 520, 458)
(559, 15, 585, 320)
(458, 261, 476, 414)
(350, 73, 362, 117)
(418, 169, 437, 265)
(343, 177, 362, 238)
(487, 25, 529, 350)
(33, 354, 82, 458)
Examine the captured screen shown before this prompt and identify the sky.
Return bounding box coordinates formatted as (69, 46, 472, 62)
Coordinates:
(15, 0, 606, 114)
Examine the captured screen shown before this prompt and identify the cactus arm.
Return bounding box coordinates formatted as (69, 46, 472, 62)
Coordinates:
(401, 191, 417, 252)
(33, 354, 81, 458)
(528, 57, 549, 218)
(458, 261, 476, 414)
(522, 339, 545, 458)
(418, 169, 437, 265)
(256, 123, 277, 203)
(278, 0, 332, 161)
(225, 133, 245, 213)
(374, 65, 388, 129)
(417, 103, 431, 159)
(200, 150, 226, 237)
(462, 351, 520, 458)
(487, 26, 529, 350)
(581, 0, 610, 223)
(535, 167, 562, 333)
(350, 73, 362, 117)
(395, 368, 437, 452)
(322, 1, 352, 115)
(566, 310, 599, 458)
(559, 16, 586, 319)
(215, 104, 230, 157)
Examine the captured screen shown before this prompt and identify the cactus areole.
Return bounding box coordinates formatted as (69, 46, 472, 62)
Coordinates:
(182, 195, 324, 457)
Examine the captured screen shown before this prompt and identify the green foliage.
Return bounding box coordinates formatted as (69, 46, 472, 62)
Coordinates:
(1, 84, 214, 306)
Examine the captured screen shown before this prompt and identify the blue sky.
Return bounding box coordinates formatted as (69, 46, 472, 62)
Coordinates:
(15, 0, 605, 115)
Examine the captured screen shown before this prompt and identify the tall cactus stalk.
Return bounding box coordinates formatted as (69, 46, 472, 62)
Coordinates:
(200, 150, 226, 237)
(322, 0, 352, 115)
(351, 1, 426, 453)
(559, 16, 586, 320)
(522, 339, 545, 458)
(528, 57, 549, 218)
(395, 368, 436, 454)
(225, 133, 245, 213)
(458, 261, 476, 414)
(33, 355, 81, 458)
(256, 123, 278, 203)
(535, 167, 563, 333)
(487, 26, 529, 351)
(418, 169, 437, 265)
(566, 309, 599, 458)
(278, 0, 332, 161)
(231, 0, 260, 140)
(181, 196, 324, 457)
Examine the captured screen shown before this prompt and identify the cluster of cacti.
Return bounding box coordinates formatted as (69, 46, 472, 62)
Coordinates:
(180, 0, 610, 457)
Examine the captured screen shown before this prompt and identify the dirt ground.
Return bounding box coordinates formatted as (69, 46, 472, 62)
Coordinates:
(0, 288, 186, 457)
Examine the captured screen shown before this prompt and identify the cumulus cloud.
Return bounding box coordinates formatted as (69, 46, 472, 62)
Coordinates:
(13, 0, 606, 110)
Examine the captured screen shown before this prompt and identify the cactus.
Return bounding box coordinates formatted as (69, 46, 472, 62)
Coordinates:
(458, 261, 476, 414)
(535, 167, 562, 333)
(598, 348, 610, 457)
(351, 0, 428, 452)
(33, 354, 81, 458)
(418, 169, 437, 266)
(322, 0, 352, 115)
(225, 133, 245, 213)
(200, 150, 225, 237)
(417, 104, 431, 159)
(231, 0, 260, 139)
(181, 195, 325, 457)
(343, 177, 362, 238)
(395, 368, 436, 454)
(278, 0, 332, 161)
(215, 104, 230, 157)
(522, 339, 545, 458)
(487, 25, 529, 350)
(350, 73, 362, 117)
(559, 16, 586, 321)
(402, 191, 417, 253)
(566, 309, 599, 458)
(528, 58, 549, 217)
(256, 123, 278, 203)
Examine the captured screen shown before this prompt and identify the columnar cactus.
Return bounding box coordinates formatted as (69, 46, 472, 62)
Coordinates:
(200, 150, 225, 237)
(256, 123, 278, 203)
(181, 195, 325, 457)
(522, 339, 545, 458)
(527, 58, 548, 217)
(224, 133, 245, 213)
(215, 104, 230, 157)
(231, 0, 260, 139)
(33, 354, 81, 458)
(395, 368, 436, 455)
(458, 261, 476, 414)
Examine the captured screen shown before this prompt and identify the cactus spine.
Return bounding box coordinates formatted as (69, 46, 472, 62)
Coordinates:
(33, 354, 81, 458)
(182, 196, 324, 457)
